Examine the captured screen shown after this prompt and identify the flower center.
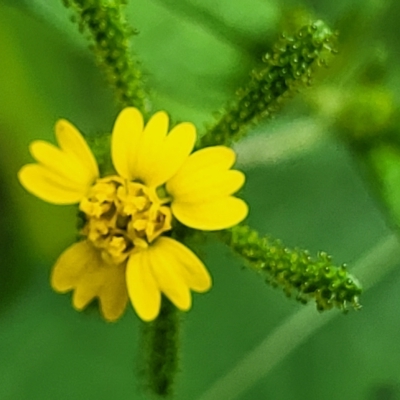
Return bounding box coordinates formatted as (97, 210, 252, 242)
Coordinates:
(79, 176, 172, 265)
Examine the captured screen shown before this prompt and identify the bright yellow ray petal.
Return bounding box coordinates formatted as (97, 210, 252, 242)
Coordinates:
(111, 107, 144, 180)
(55, 119, 99, 179)
(153, 237, 211, 292)
(18, 164, 88, 204)
(126, 250, 161, 321)
(147, 239, 191, 310)
(166, 146, 236, 195)
(29, 140, 95, 187)
(168, 170, 245, 203)
(134, 111, 169, 184)
(51, 242, 88, 292)
(171, 197, 248, 230)
(99, 281, 129, 322)
(139, 121, 196, 188)
(51, 241, 128, 322)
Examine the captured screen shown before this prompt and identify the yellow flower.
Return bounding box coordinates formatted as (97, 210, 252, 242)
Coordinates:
(18, 108, 248, 321)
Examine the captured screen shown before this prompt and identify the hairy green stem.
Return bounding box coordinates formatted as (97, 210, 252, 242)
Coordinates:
(200, 20, 337, 147)
(62, 0, 150, 113)
(198, 233, 400, 400)
(221, 225, 362, 312)
(138, 297, 181, 398)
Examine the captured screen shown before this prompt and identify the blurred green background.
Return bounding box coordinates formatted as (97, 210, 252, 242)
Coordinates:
(1, 0, 400, 399)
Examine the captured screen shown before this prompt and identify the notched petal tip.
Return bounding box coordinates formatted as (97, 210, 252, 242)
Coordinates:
(18, 164, 87, 204)
(154, 237, 212, 294)
(166, 145, 240, 200)
(20, 115, 99, 205)
(148, 242, 192, 311)
(148, 110, 169, 126)
(166, 142, 248, 231)
(112, 107, 144, 180)
(134, 116, 197, 188)
(55, 118, 71, 136)
(51, 241, 128, 322)
(126, 251, 162, 322)
(55, 118, 99, 180)
(172, 196, 249, 231)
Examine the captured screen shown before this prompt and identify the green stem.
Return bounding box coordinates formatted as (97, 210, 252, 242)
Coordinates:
(198, 233, 400, 400)
(221, 225, 362, 312)
(63, 0, 150, 113)
(199, 20, 337, 147)
(139, 296, 181, 398)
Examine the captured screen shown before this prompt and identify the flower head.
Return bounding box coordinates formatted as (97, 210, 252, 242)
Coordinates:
(18, 108, 248, 321)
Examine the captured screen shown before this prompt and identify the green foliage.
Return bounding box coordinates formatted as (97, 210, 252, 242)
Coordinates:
(222, 225, 362, 312)
(336, 86, 395, 146)
(139, 297, 181, 398)
(200, 20, 337, 147)
(363, 146, 400, 229)
(62, 0, 149, 112)
(331, 63, 400, 232)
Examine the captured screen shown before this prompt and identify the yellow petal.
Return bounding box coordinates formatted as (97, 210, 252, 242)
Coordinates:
(152, 237, 211, 293)
(111, 107, 144, 180)
(166, 146, 236, 196)
(18, 164, 88, 204)
(55, 119, 99, 179)
(134, 111, 169, 184)
(168, 170, 245, 203)
(51, 241, 128, 322)
(171, 197, 248, 230)
(126, 250, 161, 321)
(147, 238, 192, 310)
(19, 119, 98, 204)
(29, 140, 95, 187)
(136, 120, 196, 188)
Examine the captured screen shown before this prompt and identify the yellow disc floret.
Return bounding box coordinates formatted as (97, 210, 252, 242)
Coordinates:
(79, 176, 172, 265)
